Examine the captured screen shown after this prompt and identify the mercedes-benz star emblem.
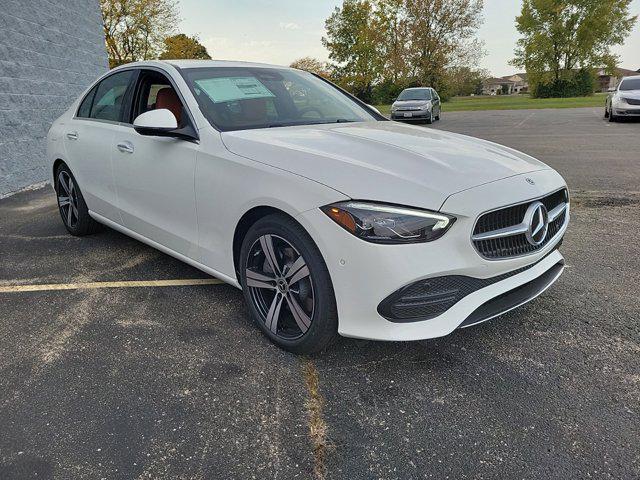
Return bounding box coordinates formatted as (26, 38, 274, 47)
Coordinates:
(525, 178, 535, 185)
(524, 201, 549, 246)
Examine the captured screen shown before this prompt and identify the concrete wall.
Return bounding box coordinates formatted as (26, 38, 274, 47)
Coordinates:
(0, 0, 108, 196)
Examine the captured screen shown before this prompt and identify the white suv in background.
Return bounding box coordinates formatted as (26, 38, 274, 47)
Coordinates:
(47, 60, 569, 354)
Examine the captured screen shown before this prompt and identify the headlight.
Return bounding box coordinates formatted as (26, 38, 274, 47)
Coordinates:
(421, 101, 432, 110)
(321, 201, 455, 244)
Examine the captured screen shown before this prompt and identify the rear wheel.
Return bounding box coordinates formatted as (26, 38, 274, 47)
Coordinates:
(55, 163, 100, 236)
(239, 214, 338, 354)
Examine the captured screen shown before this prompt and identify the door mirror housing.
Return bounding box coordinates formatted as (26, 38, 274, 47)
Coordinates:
(133, 109, 198, 141)
(608, 87, 617, 93)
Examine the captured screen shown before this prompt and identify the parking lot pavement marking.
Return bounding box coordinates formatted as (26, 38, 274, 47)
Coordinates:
(0, 278, 224, 293)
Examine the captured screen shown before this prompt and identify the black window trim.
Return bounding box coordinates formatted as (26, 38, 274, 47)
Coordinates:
(73, 67, 138, 126)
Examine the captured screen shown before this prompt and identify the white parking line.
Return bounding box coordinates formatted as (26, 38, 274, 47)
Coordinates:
(0, 278, 224, 293)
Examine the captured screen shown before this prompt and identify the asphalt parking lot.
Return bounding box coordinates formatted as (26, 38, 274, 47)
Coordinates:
(1, 107, 639, 480)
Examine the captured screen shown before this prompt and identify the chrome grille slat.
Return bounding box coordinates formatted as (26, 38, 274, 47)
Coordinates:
(472, 189, 568, 259)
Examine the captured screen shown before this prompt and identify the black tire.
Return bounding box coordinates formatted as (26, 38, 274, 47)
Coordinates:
(604, 105, 610, 119)
(425, 113, 433, 125)
(239, 214, 338, 354)
(609, 111, 617, 122)
(55, 163, 101, 236)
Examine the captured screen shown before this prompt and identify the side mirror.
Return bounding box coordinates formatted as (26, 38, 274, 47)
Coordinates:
(367, 104, 382, 115)
(133, 109, 197, 141)
(608, 87, 617, 93)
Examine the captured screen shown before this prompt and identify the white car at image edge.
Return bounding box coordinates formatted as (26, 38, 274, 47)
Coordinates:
(605, 74, 640, 122)
(47, 60, 570, 354)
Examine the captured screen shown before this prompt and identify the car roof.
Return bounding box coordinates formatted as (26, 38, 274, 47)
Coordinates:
(621, 75, 640, 81)
(113, 59, 290, 71)
(403, 87, 432, 90)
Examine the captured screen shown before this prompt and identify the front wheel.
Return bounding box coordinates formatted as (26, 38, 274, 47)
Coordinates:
(239, 214, 338, 354)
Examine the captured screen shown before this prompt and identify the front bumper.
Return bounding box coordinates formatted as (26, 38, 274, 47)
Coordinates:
(391, 111, 431, 121)
(295, 169, 568, 341)
(613, 103, 640, 116)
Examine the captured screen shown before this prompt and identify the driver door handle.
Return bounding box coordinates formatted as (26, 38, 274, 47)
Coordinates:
(116, 141, 134, 154)
(66, 131, 78, 140)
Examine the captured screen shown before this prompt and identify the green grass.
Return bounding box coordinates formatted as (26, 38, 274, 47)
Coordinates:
(375, 93, 607, 114)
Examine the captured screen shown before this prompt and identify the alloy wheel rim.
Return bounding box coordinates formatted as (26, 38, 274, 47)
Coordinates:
(57, 171, 79, 228)
(245, 234, 314, 340)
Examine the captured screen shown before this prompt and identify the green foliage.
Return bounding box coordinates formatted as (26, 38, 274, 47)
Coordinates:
(532, 69, 596, 98)
(159, 34, 211, 60)
(323, 0, 485, 101)
(322, 0, 384, 102)
(290, 57, 332, 79)
(101, 0, 181, 68)
(512, 0, 637, 97)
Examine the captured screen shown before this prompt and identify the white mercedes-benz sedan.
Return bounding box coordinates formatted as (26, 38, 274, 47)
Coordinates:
(47, 60, 569, 353)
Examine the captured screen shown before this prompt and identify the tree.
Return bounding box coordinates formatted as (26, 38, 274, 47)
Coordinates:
(512, 0, 637, 95)
(401, 0, 485, 91)
(322, 0, 485, 100)
(160, 34, 211, 60)
(445, 67, 489, 97)
(322, 0, 384, 101)
(290, 57, 332, 78)
(101, 0, 180, 68)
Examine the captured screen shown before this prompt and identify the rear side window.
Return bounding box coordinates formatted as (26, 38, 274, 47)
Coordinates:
(88, 70, 134, 122)
(77, 86, 97, 118)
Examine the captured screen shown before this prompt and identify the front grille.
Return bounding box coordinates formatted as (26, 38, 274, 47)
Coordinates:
(377, 250, 558, 322)
(624, 97, 640, 106)
(472, 189, 568, 259)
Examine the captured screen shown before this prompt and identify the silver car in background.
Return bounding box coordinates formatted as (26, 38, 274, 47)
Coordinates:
(605, 75, 640, 122)
(391, 87, 441, 124)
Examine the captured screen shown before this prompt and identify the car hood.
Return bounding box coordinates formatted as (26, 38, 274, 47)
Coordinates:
(221, 121, 550, 210)
(620, 89, 640, 98)
(393, 100, 430, 108)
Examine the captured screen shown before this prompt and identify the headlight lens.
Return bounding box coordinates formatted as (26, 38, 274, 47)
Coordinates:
(321, 202, 455, 244)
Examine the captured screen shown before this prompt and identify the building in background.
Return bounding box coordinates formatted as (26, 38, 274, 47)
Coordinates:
(0, 1, 108, 196)
(482, 77, 516, 95)
(596, 67, 640, 92)
(502, 73, 529, 93)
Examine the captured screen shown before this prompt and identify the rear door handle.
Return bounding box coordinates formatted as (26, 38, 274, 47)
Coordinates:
(116, 141, 134, 154)
(66, 131, 78, 140)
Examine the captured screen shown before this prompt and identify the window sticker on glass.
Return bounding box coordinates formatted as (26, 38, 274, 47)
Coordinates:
(195, 77, 276, 103)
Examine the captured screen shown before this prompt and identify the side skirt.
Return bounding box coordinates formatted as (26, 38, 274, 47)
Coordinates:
(89, 211, 241, 289)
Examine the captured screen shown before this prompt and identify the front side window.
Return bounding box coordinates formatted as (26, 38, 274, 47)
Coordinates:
(130, 70, 188, 127)
(89, 70, 134, 122)
(180, 67, 377, 131)
(619, 78, 640, 91)
(398, 89, 432, 101)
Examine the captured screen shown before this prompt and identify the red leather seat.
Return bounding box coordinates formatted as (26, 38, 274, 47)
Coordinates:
(155, 87, 182, 124)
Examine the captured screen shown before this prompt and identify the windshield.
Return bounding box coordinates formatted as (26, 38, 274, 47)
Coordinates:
(397, 89, 431, 101)
(179, 67, 378, 131)
(619, 78, 640, 91)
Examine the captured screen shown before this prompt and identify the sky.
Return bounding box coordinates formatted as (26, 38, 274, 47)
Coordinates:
(179, 0, 640, 77)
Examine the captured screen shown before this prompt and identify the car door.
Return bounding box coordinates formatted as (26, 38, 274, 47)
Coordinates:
(62, 70, 135, 222)
(431, 89, 441, 116)
(110, 68, 200, 259)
